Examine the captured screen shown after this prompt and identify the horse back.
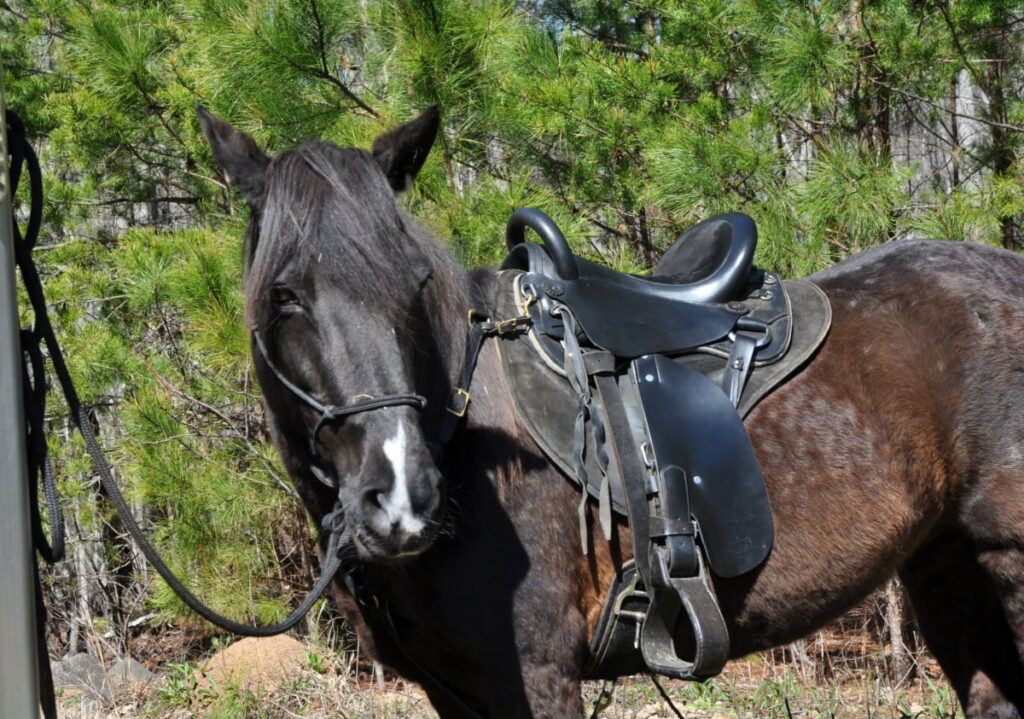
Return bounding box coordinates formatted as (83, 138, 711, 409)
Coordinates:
(721, 239, 1024, 653)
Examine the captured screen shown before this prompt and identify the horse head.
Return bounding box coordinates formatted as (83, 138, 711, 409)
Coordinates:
(198, 105, 453, 563)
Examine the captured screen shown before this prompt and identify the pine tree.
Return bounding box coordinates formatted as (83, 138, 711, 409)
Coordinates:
(4, 0, 1024, 652)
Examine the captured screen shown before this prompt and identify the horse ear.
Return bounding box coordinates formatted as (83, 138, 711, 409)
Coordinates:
(372, 105, 440, 193)
(196, 104, 270, 208)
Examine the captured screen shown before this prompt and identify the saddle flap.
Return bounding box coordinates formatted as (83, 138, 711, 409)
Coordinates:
(632, 355, 773, 577)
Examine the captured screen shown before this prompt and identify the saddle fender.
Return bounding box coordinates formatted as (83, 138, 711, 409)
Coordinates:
(631, 354, 774, 579)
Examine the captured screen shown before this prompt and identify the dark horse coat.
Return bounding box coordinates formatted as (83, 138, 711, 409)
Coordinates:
(199, 105, 1024, 719)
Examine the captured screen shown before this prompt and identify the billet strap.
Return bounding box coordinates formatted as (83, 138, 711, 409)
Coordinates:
(723, 333, 757, 407)
(553, 306, 613, 552)
(721, 318, 771, 407)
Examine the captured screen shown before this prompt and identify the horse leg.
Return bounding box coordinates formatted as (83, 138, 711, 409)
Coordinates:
(900, 531, 1024, 718)
(417, 687, 488, 719)
(963, 468, 1024, 718)
(499, 661, 584, 719)
(973, 541, 1024, 705)
(440, 652, 585, 719)
(482, 561, 589, 718)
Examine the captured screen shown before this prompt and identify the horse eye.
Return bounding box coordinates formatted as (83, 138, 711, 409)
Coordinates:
(272, 285, 299, 306)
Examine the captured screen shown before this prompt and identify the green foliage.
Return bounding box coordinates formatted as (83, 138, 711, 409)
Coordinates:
(26, 221, 300, 625)
(797, 141, 910, 254)
(5, 0, 1024, 639)
(158, 661, 200, 708)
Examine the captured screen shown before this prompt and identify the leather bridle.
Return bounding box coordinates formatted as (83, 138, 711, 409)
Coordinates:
(252, 329, 428, 441)
(251, 297, 527, 470)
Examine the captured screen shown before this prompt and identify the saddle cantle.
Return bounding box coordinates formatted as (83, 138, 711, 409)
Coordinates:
(494, 208, 832, 682)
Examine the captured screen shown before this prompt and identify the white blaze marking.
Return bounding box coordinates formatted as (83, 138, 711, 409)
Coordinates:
(381, 424, 425, 535)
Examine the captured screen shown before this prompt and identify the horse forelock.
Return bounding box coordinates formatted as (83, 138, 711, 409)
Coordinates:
(244, 140, 430, 329)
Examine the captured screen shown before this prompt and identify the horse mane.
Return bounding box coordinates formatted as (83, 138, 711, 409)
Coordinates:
(245, 140, 447, 330)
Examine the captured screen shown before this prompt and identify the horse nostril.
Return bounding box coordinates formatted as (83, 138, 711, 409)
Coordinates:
(365, 489, 386, 511)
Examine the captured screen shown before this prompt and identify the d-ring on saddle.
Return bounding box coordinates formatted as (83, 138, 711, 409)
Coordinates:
(495, 208, 831, 681)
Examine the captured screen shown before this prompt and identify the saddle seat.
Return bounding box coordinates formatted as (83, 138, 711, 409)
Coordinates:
(590, 212, 758, 301)
(502, 210, 759, 357)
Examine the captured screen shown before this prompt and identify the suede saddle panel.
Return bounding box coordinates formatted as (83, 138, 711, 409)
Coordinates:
(494, 270, 832, 517)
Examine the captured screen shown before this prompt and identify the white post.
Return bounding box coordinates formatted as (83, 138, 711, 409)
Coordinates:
(0, 73, 43, 717)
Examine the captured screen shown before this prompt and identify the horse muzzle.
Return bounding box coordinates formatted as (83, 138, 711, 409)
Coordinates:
(350, 466, 445, 561)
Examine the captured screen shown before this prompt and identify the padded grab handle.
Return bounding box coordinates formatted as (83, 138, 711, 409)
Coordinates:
(505, 208, 578, 280)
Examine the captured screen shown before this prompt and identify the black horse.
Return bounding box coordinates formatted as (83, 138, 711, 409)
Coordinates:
(199, 105, 1024, 718)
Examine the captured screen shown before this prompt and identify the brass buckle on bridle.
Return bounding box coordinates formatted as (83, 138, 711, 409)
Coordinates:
(446, 387, 471, 417)
(492, 316, 528, 335)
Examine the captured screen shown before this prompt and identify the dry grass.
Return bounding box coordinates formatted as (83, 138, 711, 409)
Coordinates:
(58, 622, 961, 719)
(52, 585, 960, 718)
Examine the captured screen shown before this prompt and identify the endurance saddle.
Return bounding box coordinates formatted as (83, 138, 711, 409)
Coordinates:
(494, 209, 832, 681)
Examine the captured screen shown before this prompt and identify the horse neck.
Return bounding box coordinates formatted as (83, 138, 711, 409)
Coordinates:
(418, 241, 483, 377)
(414, 234, 536, 471)
(416, 243, 517, 439)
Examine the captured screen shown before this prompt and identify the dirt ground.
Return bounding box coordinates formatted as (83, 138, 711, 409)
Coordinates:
(56, 612, 961, 718)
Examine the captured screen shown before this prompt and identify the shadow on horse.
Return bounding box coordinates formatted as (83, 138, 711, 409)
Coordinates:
(199, 105, 1024, 718)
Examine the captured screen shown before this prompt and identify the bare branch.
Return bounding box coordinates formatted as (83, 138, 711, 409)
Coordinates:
(870, 78, 1024, 134)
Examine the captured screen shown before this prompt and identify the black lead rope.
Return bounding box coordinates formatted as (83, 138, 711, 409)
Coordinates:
(649, 672, 686, 718)
(9, 109, 62, 719)
(8, 111, 63, 564)
(589, 679, 618, 719)
(8, 110, 347, 640)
